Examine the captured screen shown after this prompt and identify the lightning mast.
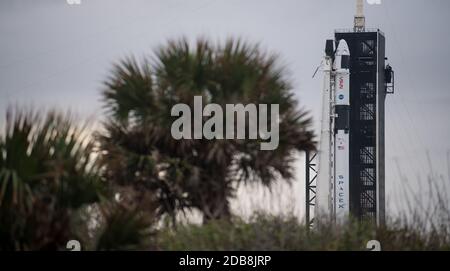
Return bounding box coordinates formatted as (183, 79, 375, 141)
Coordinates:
(354, 0, 366, 32)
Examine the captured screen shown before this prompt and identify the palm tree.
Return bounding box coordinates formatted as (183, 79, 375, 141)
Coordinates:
(94, 203, 155, 251)
(100, 38, 315, 223)
(0, 108, 157, 250)
(0, 109, 106, 250)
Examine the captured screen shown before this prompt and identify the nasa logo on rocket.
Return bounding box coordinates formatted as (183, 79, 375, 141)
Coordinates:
(337, 136, 345, 150)
(339, 77, 344, 89)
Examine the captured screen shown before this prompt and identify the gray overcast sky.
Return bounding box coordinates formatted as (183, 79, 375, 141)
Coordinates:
(1, 0, 449, 217)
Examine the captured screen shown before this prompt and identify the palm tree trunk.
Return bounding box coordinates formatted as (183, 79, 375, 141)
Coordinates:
(200, 181, 231, 223)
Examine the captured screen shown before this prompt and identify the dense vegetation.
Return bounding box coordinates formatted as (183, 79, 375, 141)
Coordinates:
(155, 213, 450, 251)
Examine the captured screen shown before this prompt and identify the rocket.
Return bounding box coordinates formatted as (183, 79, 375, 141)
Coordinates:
(315, 41, 334, 218)
(333, 40, 350, 220)
(314, 1, 390, 225)
(316, 39, 350, 222)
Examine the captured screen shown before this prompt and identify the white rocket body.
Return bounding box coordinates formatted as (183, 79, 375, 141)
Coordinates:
(316, 39, 351, 222)
(316, 55, 333, 218)
(334, 40, 351, 220)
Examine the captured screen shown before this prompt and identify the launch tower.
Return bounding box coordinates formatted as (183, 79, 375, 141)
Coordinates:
(306, 0, 394, 226)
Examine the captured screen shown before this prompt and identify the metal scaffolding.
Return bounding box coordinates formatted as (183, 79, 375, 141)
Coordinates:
(305, 151, 317, 228)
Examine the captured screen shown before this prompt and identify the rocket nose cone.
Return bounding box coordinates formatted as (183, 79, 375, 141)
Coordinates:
(336, 40, 350, 56)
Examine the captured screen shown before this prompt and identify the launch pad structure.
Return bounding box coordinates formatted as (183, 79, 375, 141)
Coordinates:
(306, 0, 395, 227)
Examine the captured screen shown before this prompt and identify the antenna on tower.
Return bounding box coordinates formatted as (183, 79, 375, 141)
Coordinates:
(354, 0, 366, 32)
